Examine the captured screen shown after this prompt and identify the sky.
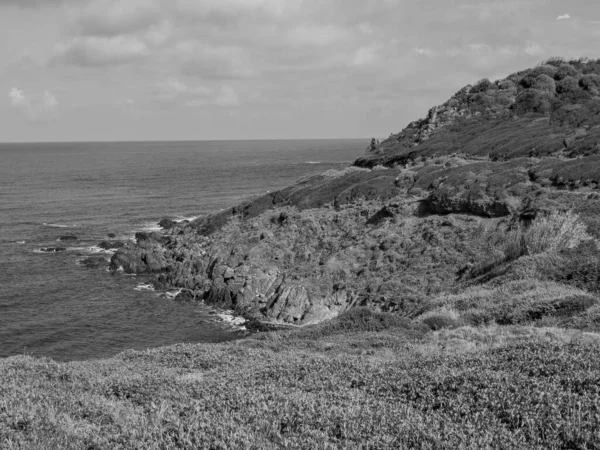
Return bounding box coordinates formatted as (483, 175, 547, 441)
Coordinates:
(1, 0, 599, 142)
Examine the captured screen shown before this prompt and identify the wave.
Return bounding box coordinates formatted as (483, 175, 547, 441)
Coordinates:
(16, 241, 26, 244)
(175, 215, 202, 222)
(42, 223, 70, 228)
(305, 161, 321, 164)
(134, 283, 155, 292)
(34, 248, 67, 253)
(66, 245, 116, 254)
(139, 222, 162, 232)
(215, 311, 247, 330)
(164, 289, 182, 300)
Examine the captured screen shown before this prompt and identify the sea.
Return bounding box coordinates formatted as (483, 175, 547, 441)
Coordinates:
(0, 139, 367, 361)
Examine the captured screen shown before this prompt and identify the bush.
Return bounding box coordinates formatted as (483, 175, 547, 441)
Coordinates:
(579, 74, 600, 94)
(532, 74, 556, 95)
(512, 89, 552, 115)
(422, 314, 461, 331)
(531, 64, 558, 78)
(504, 210, 592, 262)
(321, 166, 371, 178)
(470, 78, 494, 94)
(554, 64, 578, 81)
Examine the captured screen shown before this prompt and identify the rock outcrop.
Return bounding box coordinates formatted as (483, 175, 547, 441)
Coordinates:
(110, 57, 600, 326)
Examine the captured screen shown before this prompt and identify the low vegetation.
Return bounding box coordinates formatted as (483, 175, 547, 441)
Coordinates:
(2, 315, 600, 449)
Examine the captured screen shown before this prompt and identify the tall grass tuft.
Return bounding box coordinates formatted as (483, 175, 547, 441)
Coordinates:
(505, 210, 592, 262)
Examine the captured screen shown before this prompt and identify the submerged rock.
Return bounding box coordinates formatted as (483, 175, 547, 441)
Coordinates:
(80, 257, 109, 268)
(158, 218, 177, 230)
(59, 235, 78, 241)
(98, 241, 125, 250)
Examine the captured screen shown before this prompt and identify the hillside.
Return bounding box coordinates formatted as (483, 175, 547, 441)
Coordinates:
(109, 57, 600, 330)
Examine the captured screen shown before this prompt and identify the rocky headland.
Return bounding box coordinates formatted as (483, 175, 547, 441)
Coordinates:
(6, 58, 600, 449)
(109, 57, 600, 330)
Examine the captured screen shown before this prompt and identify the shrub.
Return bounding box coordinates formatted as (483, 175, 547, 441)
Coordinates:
(579, 74, 600, 94)
(531, 64, 558, 78)
(556, 76, 580, 93)
(532, 74, 556, 95)
(470, 78, 493, 94)
(518, 75, 536, 90)
(512, 89, 552, 115)
(321, 166, 370, 178)
(554, 64, 579, 81)
(504, 210, 592, 262)
(544, 56, 566, 67)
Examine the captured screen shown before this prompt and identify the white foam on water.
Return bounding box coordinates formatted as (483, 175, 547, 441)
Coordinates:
(216, 311, 247, 330)
(175, 215, 202, 222)
(16, 241, 26, 244)
(43, 223, 70, 228)
(165, 289, 182, 300)
(305, 161, 321, 164)
(34, 248, 67, 254)
(66, 245, 115, 255)
(140, 222, 162, 232)
(134, 283, 155, 292)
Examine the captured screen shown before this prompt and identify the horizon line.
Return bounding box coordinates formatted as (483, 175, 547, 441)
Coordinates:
(0, 137, 371, 145)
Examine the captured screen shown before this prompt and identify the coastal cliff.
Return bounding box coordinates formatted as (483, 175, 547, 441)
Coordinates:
(111, 57, 600, 328)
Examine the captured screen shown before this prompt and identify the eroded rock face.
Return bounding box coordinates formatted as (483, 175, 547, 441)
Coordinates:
(109, 242, 169, 274)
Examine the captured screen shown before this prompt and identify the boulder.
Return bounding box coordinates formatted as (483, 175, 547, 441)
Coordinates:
(80, 257, 109, 268)
(159, 218, 177, 230)
(109, 245, 168, 274)
(135, 232, 168, 245)
(98, 240, 125, 250)
(107, 233, 116, 238)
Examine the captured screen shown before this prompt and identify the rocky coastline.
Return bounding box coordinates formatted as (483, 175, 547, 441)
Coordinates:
(109, 58, 600, 329)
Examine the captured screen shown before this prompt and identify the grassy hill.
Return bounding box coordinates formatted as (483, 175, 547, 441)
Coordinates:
(4, 58, 600, 449)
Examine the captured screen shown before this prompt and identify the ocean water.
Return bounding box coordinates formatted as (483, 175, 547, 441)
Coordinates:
(0, 139, 367, 361)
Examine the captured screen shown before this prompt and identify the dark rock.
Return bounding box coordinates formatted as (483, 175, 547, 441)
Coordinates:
(366, 206, 395, 226)
(59, 235, 78, 241)
(159, 218, 177, 230)
(109, 245, 168, 274)
(98, 241, 125, 250)
(80, 257, 109, 268)
(135, 232, 167, 245)
(107, 233, 116, 238)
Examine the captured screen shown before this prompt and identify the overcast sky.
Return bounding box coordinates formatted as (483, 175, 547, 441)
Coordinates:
(1, 0, 599, 142)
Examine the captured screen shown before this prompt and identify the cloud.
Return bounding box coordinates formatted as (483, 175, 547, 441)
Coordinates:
(8, 87, 59, 119)
(556, 13, 571, 20)
(215, 86, 239, 106)
(351, 45, 380, 66)
(0, 0, 69, 7)
(524, 41, 545, 56)
(55, 35, 150, 66)
(287, 24, 348, 47)
(177, 42, 256, 80)
(155, 77, 239, 107)
(414, 47, 434, 56)
(73, 0, 162, 36)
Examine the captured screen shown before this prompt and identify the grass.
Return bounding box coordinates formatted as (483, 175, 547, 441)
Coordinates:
(3, 316, 600, 449)
(422, 280, 598, 328)
(504, 210, 592, 262)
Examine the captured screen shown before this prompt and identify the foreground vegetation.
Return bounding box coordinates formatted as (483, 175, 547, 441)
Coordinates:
(2, 310, 600, 449)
